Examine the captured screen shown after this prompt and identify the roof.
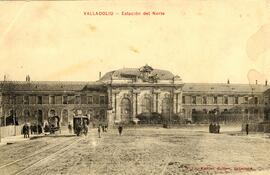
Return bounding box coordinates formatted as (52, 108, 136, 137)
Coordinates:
(183, 83, 270, 94)
(99, 67, 175, 82)
(0, 81, 100, 92)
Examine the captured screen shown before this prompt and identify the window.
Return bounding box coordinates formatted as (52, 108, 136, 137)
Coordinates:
(87, 96, 93, 104)
(100, 95, 105, 104)
(68, 95, 74, 104)
(254, 97, 258, 104)
(75, 96, 81, 104)
(244, 96, 248, 103)
(235, 96, 238, 104)
(93, 95, 99, 104)
(182, 96, 185, 104)
(214, 96, 217, 104)
(224, 96, 228, 104)
(62, 96, 68, 104)
(37, 96, 42, 104)
(192, 96, 196, 104)
(49, 96, 55, 104)
(203, 96, 207, 104)
(23, 96, 29, 105)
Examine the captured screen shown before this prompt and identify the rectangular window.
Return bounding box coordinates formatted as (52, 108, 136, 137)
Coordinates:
(182, 96, 185, 104)
(203, 96, 207, 104)
(62, 96, 68, 104)
(224, 96, 228, 104)
(192, 96, 196, 104)
(75, 96, 81, 104)
(235, 96, 238, 104)
(214, 96, 217, 104)
(37, 96, 42, 104)
(87, 96, 93, 104)
(23, 96, 29, 105)
(254, 97, 258, 104)
(93, 95, 99, 104)
(49, 96, 55, 104)
(100, 95, 105, 104)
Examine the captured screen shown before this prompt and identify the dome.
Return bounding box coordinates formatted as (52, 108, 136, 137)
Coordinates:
(99, 65, 176, 82)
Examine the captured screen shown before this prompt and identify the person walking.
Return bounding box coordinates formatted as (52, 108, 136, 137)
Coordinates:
(246, 123, 249, 135)
(98, 124, 102, 138)
(23, 124, 27, 138)
(118, 125, 123, 136)
(217, 123, 220, 134)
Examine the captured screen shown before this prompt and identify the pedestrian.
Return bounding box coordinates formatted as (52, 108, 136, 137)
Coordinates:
(118, 125, 123, 136)
(102, 125, 105, 132)
(246, 123, 249, 135)
(23, 124, 28, 138)
(105, 124, 108, 132)
(68, 122, 72, 134)
(209, 123, 213, 133)
(217, 123, 220, 134)
(98, 124, 101, 138)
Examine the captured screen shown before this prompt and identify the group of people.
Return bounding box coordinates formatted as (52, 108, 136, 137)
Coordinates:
(97, 124, 123, 138)
(209, 123, 220, 133)
(22, 123, 43, 138)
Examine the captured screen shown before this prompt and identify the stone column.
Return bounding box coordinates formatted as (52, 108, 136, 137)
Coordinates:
(132, 93, 136, 119)
(156, 93, 160, 113)
(177, 92, 182, 114)
(153, 93, 156, 113)
(173, 93, 177, 113)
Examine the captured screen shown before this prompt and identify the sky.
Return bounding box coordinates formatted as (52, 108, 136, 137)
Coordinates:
(0, 0, 270, 84)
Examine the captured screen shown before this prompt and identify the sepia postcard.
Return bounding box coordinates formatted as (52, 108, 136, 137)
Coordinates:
(0, 0, 270, 175)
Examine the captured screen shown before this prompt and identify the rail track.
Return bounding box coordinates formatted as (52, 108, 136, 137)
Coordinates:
(0, 136, 82, 175)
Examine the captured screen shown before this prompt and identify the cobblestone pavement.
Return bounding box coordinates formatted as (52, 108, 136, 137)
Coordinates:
(0, 127, 269, 175)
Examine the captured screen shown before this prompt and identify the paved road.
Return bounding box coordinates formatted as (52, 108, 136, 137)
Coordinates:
(0, 128, 269, 175)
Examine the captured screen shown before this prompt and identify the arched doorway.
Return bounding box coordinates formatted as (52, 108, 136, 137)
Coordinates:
(61, 109, 68, 126)
(37, 110, 43, 125)
(23, 110, 30, 123)
(162, 97, 170, 116)
(141, 97, 152, 113)
(100, 109, 106, 122)
(121, 98, 131, 122)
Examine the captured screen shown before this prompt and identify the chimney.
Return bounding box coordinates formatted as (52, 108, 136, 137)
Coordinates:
(256, 80, 258, 85)
(99, 72, 101, 79)
(227, 79, 230, 84)
(266, 80, 268, 86)
(26, 75, 30, 82)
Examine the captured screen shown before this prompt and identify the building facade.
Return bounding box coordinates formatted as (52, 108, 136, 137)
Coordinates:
(0, 65, 269, 127)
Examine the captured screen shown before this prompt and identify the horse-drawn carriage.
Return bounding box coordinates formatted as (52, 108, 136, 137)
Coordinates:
(73, 115, 89, 136)
(46, 115, 60, 134)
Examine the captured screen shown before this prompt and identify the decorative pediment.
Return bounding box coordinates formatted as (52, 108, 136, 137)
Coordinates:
(138, 64, 159, 83)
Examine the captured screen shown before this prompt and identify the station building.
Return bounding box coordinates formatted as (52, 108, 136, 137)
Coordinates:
(0, 65, 269, 128)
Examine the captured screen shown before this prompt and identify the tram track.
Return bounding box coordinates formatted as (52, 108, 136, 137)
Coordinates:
(0, 137, 81, 175)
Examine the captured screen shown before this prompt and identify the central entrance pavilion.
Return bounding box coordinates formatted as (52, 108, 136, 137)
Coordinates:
(99, 65, 183, 125)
